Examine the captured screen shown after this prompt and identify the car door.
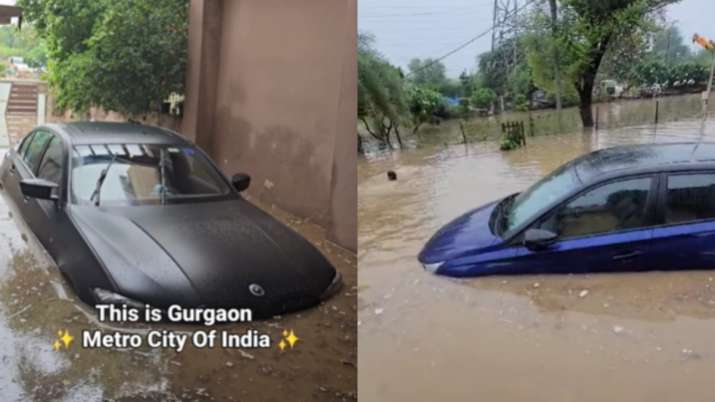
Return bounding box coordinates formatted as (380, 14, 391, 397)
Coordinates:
(30, 133, 68, 254)
(7, 130, 53, 222)
(646, 172, 715, 270)
(511, 176, 657, 274)
(2, 131, 36, 205)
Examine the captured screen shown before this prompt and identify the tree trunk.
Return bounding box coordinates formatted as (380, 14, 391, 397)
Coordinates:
(578, 90, 593, 127)
(393, 124, 404, 149)
(548, 0, 563, 117)
(576, 36, 610, 128)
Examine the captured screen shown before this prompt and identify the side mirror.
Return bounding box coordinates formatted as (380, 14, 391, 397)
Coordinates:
(523, 228, 558, 251)
(20, 178, 58, 201)
(231, 173, 251, 193)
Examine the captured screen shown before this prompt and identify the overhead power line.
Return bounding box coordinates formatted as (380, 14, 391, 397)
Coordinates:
(405, 0, 538, 77)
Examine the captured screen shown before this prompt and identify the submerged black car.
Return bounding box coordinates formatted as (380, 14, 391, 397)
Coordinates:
(0, 122, 341, 317)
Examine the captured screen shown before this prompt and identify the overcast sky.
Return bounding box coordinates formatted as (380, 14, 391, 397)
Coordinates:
(358, 0, 715, 77)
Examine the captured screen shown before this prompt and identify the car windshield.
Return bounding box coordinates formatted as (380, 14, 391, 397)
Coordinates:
(498, 164, 580, 237)
(71, 143, 230, 205)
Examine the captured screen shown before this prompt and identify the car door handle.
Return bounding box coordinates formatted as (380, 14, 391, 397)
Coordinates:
(8, 164, 15, 174)
(612, 250, 643, 261)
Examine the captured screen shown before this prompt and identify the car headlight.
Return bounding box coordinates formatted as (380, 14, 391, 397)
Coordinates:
(92, 288, 145, 309)
(422, 261, 444, 273)
(320, 271, 343, 300)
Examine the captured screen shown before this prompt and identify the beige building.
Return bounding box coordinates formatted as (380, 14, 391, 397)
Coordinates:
(182, 0, 357, 251)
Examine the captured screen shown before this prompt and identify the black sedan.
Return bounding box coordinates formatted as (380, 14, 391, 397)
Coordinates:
(0, 122, 341, 318)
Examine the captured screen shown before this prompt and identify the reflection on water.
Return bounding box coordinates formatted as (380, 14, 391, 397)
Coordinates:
(358, 95, 715, 402)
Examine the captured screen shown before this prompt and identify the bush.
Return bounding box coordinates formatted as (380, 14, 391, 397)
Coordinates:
(514, 94, 528, 112)
(471, 87, 496, 110)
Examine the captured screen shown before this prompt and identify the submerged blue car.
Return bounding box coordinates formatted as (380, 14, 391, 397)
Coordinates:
(419, 142, 715, 276)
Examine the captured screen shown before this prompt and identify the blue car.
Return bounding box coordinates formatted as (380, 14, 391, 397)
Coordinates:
(418, 142, 715, 276)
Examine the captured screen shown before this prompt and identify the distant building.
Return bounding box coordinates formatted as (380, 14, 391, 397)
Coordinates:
(0, 5, 21, 25)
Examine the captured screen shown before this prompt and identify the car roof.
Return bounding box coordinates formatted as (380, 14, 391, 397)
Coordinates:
(41, 121, 190, 146)
(573, 142, 715, 183)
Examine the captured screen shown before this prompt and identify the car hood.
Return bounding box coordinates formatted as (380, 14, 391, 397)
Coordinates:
(68, 198, 337, 315)
(418, 200, 501, 264)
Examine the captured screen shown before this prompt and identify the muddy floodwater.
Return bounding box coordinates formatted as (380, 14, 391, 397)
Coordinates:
(358, 95, 715, 402)
(0, 156, 357, 402)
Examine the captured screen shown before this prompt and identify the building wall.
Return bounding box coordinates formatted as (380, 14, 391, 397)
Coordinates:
(183, 0, 357, 251)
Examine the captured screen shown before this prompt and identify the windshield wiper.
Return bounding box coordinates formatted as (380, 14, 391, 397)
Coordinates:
(89, 154, 117, 206)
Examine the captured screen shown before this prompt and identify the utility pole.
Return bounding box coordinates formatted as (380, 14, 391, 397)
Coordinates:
(490, 0, 520, 114)
(548, 0, 563, 125)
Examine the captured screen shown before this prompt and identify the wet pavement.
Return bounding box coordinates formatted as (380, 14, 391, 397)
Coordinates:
(0, 156, 357, 402)
(358, 96, 715, 402)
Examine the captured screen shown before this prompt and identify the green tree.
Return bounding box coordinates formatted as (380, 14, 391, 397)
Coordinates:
(407, 58, 448, 90)
(18, 0, 188, 116)
(471, 87, 496, 110)
(406, 84, 443, 134)
(458, 70, 474, 97)
(650, 25, 691, 65)
(476, 38, 521, 98)
(560, 0, 679, 127)
(358, 33, 407, 149)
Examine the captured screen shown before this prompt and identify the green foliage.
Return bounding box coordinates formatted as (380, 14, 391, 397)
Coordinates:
(631, 61, 708, 87)
(407, 58, 447, 90)
(476, 37, 523, 96)
(358, 33, 407, 147)
(520, 0, 680, 125)
(500, 137, 520, 150)
(458, 70, 474, 97)
(0, 25, 47, 66)
(18, 0, 188, 116)
(500, 122, 526, 151)
(406, 84, 443, 132)
(514, 94, 528, 111)
(471, 87, 496, 110)
(649, 25, 691, 65)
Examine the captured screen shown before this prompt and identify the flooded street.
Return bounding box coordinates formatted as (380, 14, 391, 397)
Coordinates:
(0, 154, 357, 402)
(358, 95, 715, 402)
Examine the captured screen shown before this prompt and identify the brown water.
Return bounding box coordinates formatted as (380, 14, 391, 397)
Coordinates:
(358, 95, 715, 402)
(0, 167, 357, 402)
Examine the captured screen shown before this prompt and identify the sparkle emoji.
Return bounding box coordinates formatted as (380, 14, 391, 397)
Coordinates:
(53, 329, 74, 351)
(278, 329, 299, 351)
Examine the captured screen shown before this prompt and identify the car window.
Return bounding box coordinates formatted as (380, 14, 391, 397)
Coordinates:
(666, 173, 715, 224)
(17, 132, 34, 156)
(71, 143, 230, 204)
(37, 135, 64, 185)
(501, 164, 580, 236)
(537, 177, 652, 239)
(22, 130, 52, 174)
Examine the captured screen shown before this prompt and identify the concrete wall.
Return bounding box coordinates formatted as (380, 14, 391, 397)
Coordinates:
(183, 0, 357, 251)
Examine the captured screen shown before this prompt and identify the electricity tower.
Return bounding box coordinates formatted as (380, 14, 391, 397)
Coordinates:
(490, 0, 520, 112)
(490, 0, 520, 53)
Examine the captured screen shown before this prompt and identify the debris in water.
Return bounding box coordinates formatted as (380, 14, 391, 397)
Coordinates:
(532, 282, 540, 289)
(387, 171, 397, 181)
(239, 350, 255, 360)
(578, 290, 589, 298)
(612, 325, 624, 334)
(374, 308, 384, 315)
